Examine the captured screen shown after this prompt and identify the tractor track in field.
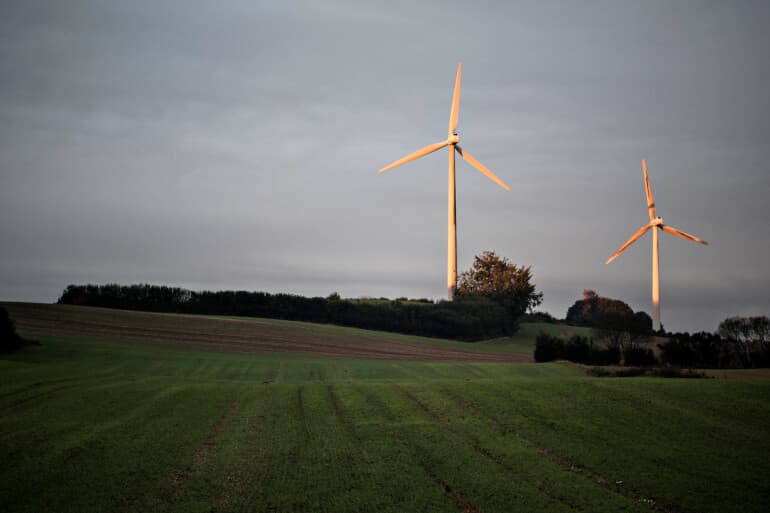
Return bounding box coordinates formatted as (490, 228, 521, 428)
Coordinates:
(0, 374, 106, 401)
(354, 385, 398, 422)
(385, 385, 490, 513)
(438, 386, 687, 513)
(2, 382, 89, 409)
(296, 388, 311, 442)
(10, 305, 531, 363)
(334, 385, 486, 513)
(170, 399, 241, 487)
(327, 385, 360, 441)
(396, 384, 606, 512)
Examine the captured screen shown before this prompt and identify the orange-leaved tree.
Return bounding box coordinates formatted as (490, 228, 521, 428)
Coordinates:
(455, 251, 543, 319)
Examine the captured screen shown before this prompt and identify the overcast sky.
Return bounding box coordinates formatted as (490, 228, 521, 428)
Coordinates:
(1, 0, 769, 332)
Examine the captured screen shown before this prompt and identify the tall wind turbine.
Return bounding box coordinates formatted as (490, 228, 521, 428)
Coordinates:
(605, 159, 708, 331)
(378, 63, 510, 300)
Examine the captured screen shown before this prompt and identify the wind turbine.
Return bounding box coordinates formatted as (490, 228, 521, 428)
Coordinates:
(378, 63, 510, 300)
(605, 159, 708, 331)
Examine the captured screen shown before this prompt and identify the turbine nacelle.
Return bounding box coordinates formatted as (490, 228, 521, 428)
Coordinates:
(377, 64, 509, 191)
(651, 217, 663, 227)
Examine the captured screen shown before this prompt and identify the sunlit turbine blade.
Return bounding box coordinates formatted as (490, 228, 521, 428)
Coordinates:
(455, 145, 510, 191)
(642, 159, 656, 221)
(448, 63, 462, 134)
(605, 223, 653, 264)
(660, 224, 708, 245)
(378, 140, 449, 173)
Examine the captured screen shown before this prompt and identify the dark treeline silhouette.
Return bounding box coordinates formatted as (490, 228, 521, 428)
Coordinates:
(57, 284, 520, 341)
(534, 333, 622, 366)
(659, 329, 770, 369)
(535, 324, 770, 369)
(558, 290, 769, 369)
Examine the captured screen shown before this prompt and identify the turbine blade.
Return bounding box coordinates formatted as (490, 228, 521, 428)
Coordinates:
(448, 63, 462, 134)
(455, 145, 510, 191)
(661, 224, 708, 245)
(378, 140, 449, 173)
(605, 224, 653, 264)
(642, 159, 656, 220)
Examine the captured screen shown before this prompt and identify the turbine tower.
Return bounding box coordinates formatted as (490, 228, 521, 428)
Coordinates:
(378, 63, 510, 300)
(605, 159, 708, 331)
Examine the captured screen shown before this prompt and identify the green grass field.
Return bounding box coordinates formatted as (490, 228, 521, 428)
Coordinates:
(1, 303, 769, 512)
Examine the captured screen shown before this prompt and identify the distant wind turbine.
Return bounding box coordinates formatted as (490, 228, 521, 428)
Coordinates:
(378, 63, 510, 300)
(605, 160, 708, 331)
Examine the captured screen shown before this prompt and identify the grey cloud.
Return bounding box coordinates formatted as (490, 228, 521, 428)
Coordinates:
(1, 0, 768, 332)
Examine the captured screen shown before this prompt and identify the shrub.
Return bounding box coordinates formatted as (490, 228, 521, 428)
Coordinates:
(587, 345, 621, 366)
(534, 332, 622, 365)
(1, 307, 25, 352)
(563, 335, 591, 363)
(587, 367, 646, 377)
(623, 345, 658, 366)
(524, 311, 559, 324)
(534, 332, 564, 362)
(657, 334, 697, 367)
(587, 367, 706, 378)
(658, 331, 744, 368)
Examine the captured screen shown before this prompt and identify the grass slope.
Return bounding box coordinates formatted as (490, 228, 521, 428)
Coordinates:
(1, 303, 768, 513)
(3, 302, 596, 355)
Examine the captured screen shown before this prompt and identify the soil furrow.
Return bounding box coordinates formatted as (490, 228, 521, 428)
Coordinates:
(12, 306, 531, 362)
(439, 386, 686, 513)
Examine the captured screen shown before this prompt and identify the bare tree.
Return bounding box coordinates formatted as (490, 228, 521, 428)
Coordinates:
(718, 316, 770, 367)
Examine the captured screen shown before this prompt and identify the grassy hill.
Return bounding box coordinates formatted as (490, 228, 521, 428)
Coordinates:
(5, 302, 549, 356)
(1, 303, 769, 513)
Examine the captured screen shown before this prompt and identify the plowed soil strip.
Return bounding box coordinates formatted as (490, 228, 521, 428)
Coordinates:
(14, 308, 530, 362)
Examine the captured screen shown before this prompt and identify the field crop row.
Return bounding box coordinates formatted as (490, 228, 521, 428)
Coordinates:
(2, 355, 768, 513)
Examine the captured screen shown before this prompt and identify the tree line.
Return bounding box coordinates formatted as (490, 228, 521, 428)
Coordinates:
(533, 290, 770, 369)
(57, 283, 516, 341)
(535, 316, 770, 369)
(661, 316, 770, 368)
(57, 252, 544, 342)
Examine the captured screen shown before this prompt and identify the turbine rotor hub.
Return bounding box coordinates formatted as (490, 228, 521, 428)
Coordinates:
(652, 217, 663, 226)
(447, 133, 460, 144)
